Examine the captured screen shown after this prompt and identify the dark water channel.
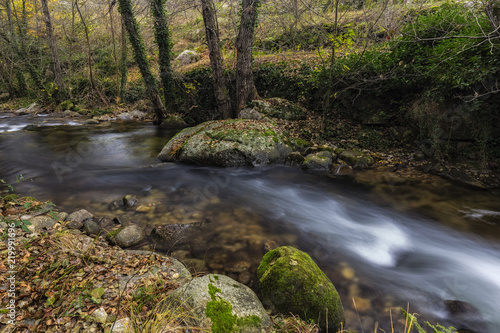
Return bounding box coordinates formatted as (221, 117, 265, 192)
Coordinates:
(1, 115, 500, 332)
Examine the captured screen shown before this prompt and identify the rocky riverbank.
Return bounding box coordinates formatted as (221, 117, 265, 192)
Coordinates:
(0, 195, 333, 333)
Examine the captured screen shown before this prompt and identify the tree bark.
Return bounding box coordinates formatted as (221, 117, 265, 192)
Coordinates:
(118, 0, 165, 124)
(200, 0, 232, 118)
(74, 0, 95, 91)
(40, 0, 64, 98)
(235, 0, 260, 112)
(119, 20, 128, 102)
(0, 31, 47, 99)
(151, 0, 175, 112)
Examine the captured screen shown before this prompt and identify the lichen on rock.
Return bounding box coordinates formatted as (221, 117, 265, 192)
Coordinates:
(157, 119, 293, 167)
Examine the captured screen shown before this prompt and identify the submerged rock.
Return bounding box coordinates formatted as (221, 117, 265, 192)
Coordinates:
(167, 274, 271, 332)
(122, 194, 139, 209)
(114, 224, 145, 248)
(257, 246, 345, 332)
(150, 221, 214, 254)
(157, 119, 293, 167)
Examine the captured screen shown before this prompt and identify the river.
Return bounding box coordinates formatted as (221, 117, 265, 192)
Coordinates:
(1, 114, 500, 332)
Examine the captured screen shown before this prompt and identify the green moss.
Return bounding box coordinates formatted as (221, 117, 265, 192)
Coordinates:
(106, 227, 124, 242)
(257, 246, 344, 332)
(205, 283, 261, 333)
(3, 194, 19, 202)
(20, 196, 37, 202)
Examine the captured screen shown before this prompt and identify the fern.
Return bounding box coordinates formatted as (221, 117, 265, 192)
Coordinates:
(402, 309, 457, 333)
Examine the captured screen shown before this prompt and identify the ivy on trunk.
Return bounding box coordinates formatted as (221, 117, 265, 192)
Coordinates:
(118, 0, 166, 124)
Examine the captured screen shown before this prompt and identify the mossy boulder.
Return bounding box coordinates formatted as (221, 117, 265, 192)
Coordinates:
(250, 98, 308, 120)
(302, 151, 334, 172)
(157, 119, 293, 167)
(167, 274, 271, 332)
(257, 246, 345, 332)
(338, 149, 374, 169)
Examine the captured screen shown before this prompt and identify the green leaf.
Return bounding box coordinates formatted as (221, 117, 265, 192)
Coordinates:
(21, 225, 32, 233)
(46, 296, 56, 306)
(90, 287, 105, 304)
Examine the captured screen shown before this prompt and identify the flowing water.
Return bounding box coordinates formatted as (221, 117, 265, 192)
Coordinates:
(1, 115, 500, 332)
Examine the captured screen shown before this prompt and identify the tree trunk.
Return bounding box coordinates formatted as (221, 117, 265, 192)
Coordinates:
(40, 0, 64, 98)
(151, 0, 175, 112)
(235, 0, 260, 112)
(200, 0, 232, 118)
(74, 0, 95, 90)
(4, 0, 27, 96)
(119, 20, 128, 102)
(0, 31, 47, 99)
(118, 0, 165, 124)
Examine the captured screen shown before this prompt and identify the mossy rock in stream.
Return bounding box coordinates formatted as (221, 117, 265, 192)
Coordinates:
(157, 119, 293, 167)
(257, 246, 345, 332)
(338, 149, 374, 169)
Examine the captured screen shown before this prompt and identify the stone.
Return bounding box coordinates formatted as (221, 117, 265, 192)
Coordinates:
(168, 274, 271, 332)
(239, 108, 266, 120)
(83, 219, 101, 236)
(174, 50, 201, 66)
(25, 103, 42, 114)
(67, 209, 94, 224)
(285, 152, 306, 166)
(444, 300, 486, 332)
(151, 221, 215, 254)
(114, 224, 145, 248)
(120, 251, 191, 289)
(302, 153, 333, 171)
(250, 98, 307, 120)
(14, 108, 27, 115)
(257, 246, 345, 332)
(85, 119, 99, 125)
(67, 220, 83, 230)
(91, 307, 107, 324)
(109, 317, 131, 333)
(117, 110, 146, 120)
(123, 195, 139, 209)
(161, 115, 187, 129)
(28, 216, 57, 230)
(157, 119, 293, 167)
(338, 150, 374, 169)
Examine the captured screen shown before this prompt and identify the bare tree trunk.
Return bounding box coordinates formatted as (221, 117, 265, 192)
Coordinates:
(151, 0, 175, 112)
(235, 0, 260, 112)
(74, 0, 95, 90)
(200, 0, 233, 118)
(40, 0, 64, 98)
(118, 0, 165, 124)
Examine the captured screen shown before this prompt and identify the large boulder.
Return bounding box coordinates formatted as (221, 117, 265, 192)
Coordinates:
(168, 274, 271, 332)
(174, 50, 201, 67)
(157, 119, 293, 167)
(257, 246, 345, 332)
